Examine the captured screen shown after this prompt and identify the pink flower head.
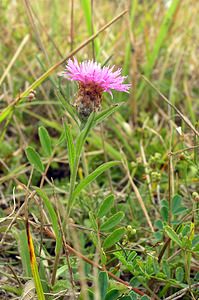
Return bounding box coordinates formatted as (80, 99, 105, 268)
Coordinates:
(61, 58, 130, 120)
(62, 58, 131, 94)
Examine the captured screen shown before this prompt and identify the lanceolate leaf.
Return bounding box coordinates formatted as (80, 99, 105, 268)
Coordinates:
(94, 103, 124, 127)
(103, 227, 125, 249)
(164, 225, 182, 247)
(75, 112, 95, 159)
(97, 194, 115, 218)
(101, 212, 124, 231)
(72, 161, 119, 203)
(25, 146, 44, 173)
(38, 126, 52, 157)
(64, 122, 75, 172)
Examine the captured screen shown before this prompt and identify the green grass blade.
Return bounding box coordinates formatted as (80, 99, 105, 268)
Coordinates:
(146, 0, 181, 76)
(80, 0, 100, 57)
(123, 0, 137, 75)
(81, 0, 92, 35)
(93, 103, 124, 127)
(137, 0, 181, 99)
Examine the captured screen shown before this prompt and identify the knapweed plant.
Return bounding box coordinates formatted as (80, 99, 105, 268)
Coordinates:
(25, 58, 134, 298)
(1, 2, 199, 299)
(60, 58, 130, 215)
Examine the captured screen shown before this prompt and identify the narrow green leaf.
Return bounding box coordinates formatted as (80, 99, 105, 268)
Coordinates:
(56, 91, 79, 126)
(103, 227, 125, 249)
(147, 0, 181, 74)
(94, 103, 124, 127)
(101, 212, 124, 232)
(136, 0, 181, 99)
(97, 194, 115, 218)
(25, 146, 44, 173)
(127, 251, 137, 262)
(80, 0, 100, 57)
(164, 225, 182, 247)
(64, 122, 75, 171)
(123, 0, 137, 75)
(81, 0, 91, 35)
(76, 112, 95, 159)
(38, 126, 52, 157)
(72, 161, 119, 201)
(98, 271, 108, 300)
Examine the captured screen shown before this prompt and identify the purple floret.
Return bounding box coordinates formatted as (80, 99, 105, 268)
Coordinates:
(62, 58, 131, 94)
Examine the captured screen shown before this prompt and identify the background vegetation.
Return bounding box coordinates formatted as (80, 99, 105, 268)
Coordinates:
(0, 0, 199, 299)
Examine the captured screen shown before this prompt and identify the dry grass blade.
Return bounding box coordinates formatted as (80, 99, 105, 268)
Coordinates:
(0, 187, 16, 224)
(122, 156, 155, 233)
(0, 35, 29, 87)
(141, 75, 199, 137)
(164, 283, 199, 300)
(21, 280, 36, 300)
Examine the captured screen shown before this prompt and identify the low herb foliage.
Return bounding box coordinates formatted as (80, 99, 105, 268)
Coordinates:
(0, 1, 199, 300)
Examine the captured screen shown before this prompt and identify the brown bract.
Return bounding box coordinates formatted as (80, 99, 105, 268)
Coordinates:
(75, 82, 104, 120)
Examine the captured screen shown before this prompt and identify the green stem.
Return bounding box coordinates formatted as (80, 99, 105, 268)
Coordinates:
(67, 156, 80, 216)
(51, 248, 61, 286)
